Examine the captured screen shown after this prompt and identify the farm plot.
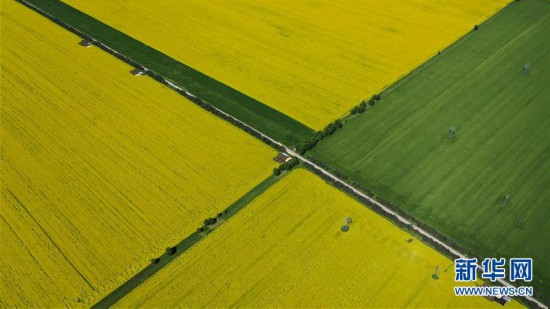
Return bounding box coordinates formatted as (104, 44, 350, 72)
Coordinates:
(312, 0, 550, 301)
(0, 1, 275, 307)
(117, 169, 516, 308)
(62, 0, 511, 130)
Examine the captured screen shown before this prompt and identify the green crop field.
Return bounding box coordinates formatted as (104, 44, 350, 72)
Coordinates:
(312, 0, 550, 301)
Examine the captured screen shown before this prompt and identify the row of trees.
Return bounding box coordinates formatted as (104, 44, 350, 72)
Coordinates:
(203, 217, 217, 226)
(273, 157, 299, 176)
(197, 209, 229, 232)
(351, 94, 381, 115)
(295, 94, 381, 155)
(295, 120, 343, 155)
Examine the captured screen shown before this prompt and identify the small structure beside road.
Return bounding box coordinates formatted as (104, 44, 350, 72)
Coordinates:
(273, 152, 292, 163)
(79, 39, 92, 47)
(131, 68, 146, 76)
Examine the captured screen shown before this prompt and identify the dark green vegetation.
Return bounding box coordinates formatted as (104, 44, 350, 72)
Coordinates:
(312, 0, 550, 301)
(20, 0, 313, 146)
(351, 94, 381, 115)
(296, 120, 343, 155)
(93, 174, 282, 308)
(274, 157, 300, 176)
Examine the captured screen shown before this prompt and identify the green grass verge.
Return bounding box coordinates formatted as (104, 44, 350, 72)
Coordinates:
(92, 173, 284, 308)
(222, 173, 282, 218)
(21, 0, 313, 146)
(312, 0, 550, 302)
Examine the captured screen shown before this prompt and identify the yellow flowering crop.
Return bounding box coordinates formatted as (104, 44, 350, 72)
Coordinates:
(1, 1, 275, 307)
(63, 0, 510, 130)
(118, 169, 521, 307)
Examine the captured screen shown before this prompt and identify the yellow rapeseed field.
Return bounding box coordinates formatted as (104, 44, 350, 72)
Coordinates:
(118, 169, 522, 308)
(63, 0, 510, 130)
(0, 1, 275, 307)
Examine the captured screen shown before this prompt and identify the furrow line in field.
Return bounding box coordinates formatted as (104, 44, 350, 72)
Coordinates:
(5, 189, 96, 291)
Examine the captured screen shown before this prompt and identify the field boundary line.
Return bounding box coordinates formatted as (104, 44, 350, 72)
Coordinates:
(92, 174, 282, 307)
(5, 189, 96, 291)
(376, 0, 514, 98)
(336, 0, 516, 121)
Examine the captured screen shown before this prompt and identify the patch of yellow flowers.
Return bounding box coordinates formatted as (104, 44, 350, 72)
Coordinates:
(1, 1, 275, 306)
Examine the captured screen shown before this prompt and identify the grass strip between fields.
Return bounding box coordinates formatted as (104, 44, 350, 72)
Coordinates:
(17, 0, 314, 147)
(91, 173, 285, 308)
